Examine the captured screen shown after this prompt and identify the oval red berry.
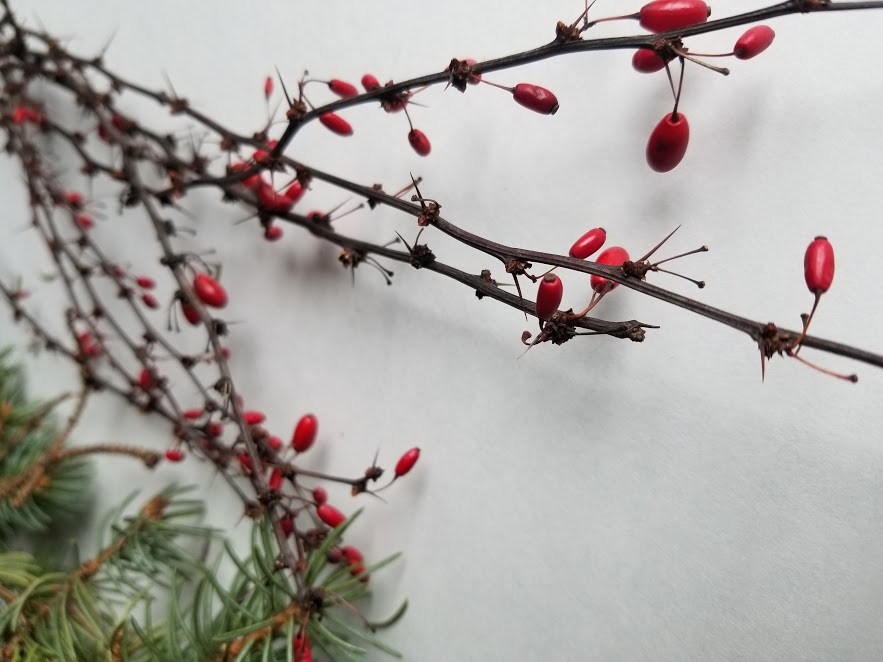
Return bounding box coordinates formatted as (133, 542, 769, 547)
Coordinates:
(291, 414, 318, 453)
(632, 49, 668, 74)
(361, 74, 381, 91)
(646, 112, 690, 173)
(328, 79, 358, 98)
(319, 113, 353, 136)
(193, 273, 227, 308)
(639, 0, 709, 33)
(734, 26, 775, 60)
(180, 301, 201, 325)
(535, 274, 564, 321)
(512, 84, 559, 115)
(591, 246, 630, 292)
(569, 227, 607, 260)
(395, 447, 421, 478)
(312, 486, 328, 505)
(165, 449, 185, 462)
(408, 129, 431, 156)
(317, 503, 347, 528)
(243, 411, 265, 425)
(264, 225, 283, 241)
(804, 236, 834, 294)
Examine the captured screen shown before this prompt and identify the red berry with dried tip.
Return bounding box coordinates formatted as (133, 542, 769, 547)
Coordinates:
(291, 414, 318, 453)
(312, 486, 328, 505)
(512, 84, 559, 115)
(734, 26, 776, 60)
(317, 503, 346, 528)
(193, 273, 227, 308)
(408, 129, 431, 156)
(535, 274, 564, 321)
(639, 0, 710, 32)
(632, 49, 669, 74)
(395, 447, 421, 478)
(569, 227, 607, 260)
(591, 246, 630, 292)
(361, 74, 381, 91)
(804, 236, 835, 294)
(319, 113, 353, 136)
(646, 112, 690, 173)
(328, 79, 358, 98)
(165, 449, 185, 462)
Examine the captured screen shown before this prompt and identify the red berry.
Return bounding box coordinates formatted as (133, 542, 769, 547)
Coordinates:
(253, 140, 278, 165)
(180, 301, 201, 325)
(734, 26, 776, 60)
(136, 276, 155, 289)
(193, 273, 227, 308)
(243, 411, 265, 425)
(207, 421, 224, 437)
(535, 274, 564, 321)
(312, 486, 328, 505)
(281, 516, 294, 537)
(569, 227, 607, 260)
(328, 79, 359, 98)
(319, 113, 353, 136)
(138, 368, 154, 390)
(361, 74, 381, 91)
(268, 467, 284, 491)
(230, 162, 263, 190)
(65, 192, 83, 209)
(804, 236, 835, 295)
(141, 293, 159, 309)
(639, 0, 710, 33)
(182, 408, 203, 420)
(591, 246, 630, 292)
(268, 435, 283, 450)
(257, 182, 295, 214)
(165, 449, 185, 462)
(284, 181, 305, 204)
(76, 214, 94, 230)
(342, 545, 363, 564)
(264, 76, 273, 99)
(238, 452, 253, 474)
(317, 503, 346, 528)
(408, 129, 431, 156)
(291, 414, 318, 453)
(294, 633, 312, 662)
(264, 224, 283, 241)
(632, 49, 669, 74)
(646, 112, 690, 173)
(512, 84, 559, 115)
(394, 447, 421, 478)
(77, 331, 103, 358)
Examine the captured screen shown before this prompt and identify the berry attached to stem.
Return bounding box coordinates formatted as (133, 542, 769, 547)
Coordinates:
(535, 274, 564, 321)
(646, 112, 690, 172)
(734, 26, 776, 60)
(394, 447, 421, 478)
(193, 273, 228, 308)
(319, 113, 354, 136)
(569, 227, 607, 260)
(408, 129, 431, 156)
(291, 414, 318, 453)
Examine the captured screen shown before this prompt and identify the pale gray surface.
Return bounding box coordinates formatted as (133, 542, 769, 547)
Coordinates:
(2, 1, 883, 660)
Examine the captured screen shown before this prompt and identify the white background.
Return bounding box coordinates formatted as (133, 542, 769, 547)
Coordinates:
(3, 1, 883, 660)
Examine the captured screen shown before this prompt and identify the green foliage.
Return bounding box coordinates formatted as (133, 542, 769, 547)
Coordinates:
(0, 349, 92, 542)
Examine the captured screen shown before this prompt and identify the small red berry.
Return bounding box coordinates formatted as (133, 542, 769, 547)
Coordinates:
(165, 449, 185, 462)
(219, 346, 231, 360)
(569, 227, 607, 260)
(408, 129, 431, 156)
(269, 467, 284, 491)
(141, 293, 159, 309)
(193, 273, 227, 308)
(65, 192, 84, 209)
(257, 182, 295, 214)
(284, 181, 305, 204)
(264, 76, 273, 99)
(319, 113, 353, 136)
(264, 224, 283, 241)
(136, 276, 156, 289)
(646, 112, 690, 173)
(342, 545, 363, 564)
(361, 74, 381, 91)
(281, 516, 294, 537)
(138, 368, 154, 390)
(317, 503, 347, 528)
(632, 49, 669, 74)
(243, 411, 265, 425)
(734, 26, 776, 60)
(804, 236, 835, 295)
(253, 140, 278, 165)
(230, 162, 263, 190)
(182, 408, 203, 420)
(76, 214, 94, 230)
(77, 331, 103, 358)
(395, 447, 421, 478)
(535, 274, 564, 321)
(180, 301, 201, 325)
(639, 0, 710, 33)
(268, 435, 283, 450)
(312, 486, 328, 505)
(512, 84, 559, 115)
(207, 421, 224, 437)
(294, 633, 312, 662)
(291, 414, 318, 453)
(591, 247, 630, 292)
(238, 452, 253, 474)
(328, 79, 359, 98)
